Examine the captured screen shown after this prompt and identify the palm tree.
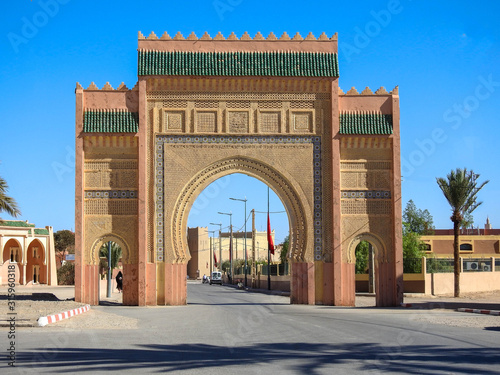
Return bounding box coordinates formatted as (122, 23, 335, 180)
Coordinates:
(436, 168, 488, 297)
(0, 176, 21, 220)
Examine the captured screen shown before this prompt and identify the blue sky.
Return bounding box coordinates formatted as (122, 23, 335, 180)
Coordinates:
(0, 1, 499, 243)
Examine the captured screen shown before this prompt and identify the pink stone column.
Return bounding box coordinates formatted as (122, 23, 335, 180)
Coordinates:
(137, 78, 148, 306)
(75, 85, 85, 303)
(391, 89, 404, 306)
(330, 80, 343, 306)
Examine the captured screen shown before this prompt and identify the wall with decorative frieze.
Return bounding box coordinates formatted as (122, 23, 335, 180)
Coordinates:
(82, 135, 138, 266)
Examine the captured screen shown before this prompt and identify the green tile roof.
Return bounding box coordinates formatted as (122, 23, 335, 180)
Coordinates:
(138, 51, 339, 77)
(340, 113, 393, 135)
(0, 220, 35, 228)
(34, 228, 50, 235)
(83, 111, 139, 133)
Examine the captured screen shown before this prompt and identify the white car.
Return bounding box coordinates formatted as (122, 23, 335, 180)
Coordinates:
(210, 271, 222, 285)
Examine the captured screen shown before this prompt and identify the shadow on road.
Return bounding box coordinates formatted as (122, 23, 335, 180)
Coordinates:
(17, 342, 500, 374)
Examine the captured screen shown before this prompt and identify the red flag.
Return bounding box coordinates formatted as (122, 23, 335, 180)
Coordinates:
(267, 213, 275, 255)
(214, 251, 218, 267)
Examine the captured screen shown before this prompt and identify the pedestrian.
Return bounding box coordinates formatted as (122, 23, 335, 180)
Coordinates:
(116, 270, 123, 293)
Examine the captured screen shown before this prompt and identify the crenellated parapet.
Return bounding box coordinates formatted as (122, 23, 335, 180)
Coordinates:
(138, 31, 337, 41)
(339, 86, 398, 96)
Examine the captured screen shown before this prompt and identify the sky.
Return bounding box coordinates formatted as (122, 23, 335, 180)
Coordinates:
(0, 0, 499, 243)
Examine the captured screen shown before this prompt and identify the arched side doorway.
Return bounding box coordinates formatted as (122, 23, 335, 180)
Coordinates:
(155, 151, 315, 306)
(2, 238, 23, 284)
(348, 233, 390, 307)
(26, 239, 47, 284)
(84, 234, 131, 305)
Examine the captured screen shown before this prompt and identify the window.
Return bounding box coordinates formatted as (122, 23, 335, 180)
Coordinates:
(460, 243, 473, 251)
(33, 247, 39, 258)
(423, 243, 432, 252)
(10, 247, 20, 263)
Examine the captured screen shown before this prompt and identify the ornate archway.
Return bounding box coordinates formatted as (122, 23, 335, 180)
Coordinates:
(172, 156, 309, 265)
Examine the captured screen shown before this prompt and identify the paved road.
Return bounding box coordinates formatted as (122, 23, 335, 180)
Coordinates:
(3, 283, 499, 374)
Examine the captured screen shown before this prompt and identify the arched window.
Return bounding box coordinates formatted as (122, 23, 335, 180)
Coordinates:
(460, 243, 473, 251)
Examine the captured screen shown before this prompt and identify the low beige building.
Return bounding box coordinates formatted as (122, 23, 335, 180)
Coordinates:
(420, 219, 500, 260)
(0, 220, 57, 285)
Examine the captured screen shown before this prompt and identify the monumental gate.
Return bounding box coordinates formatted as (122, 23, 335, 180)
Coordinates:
(75, 31, 403, 307)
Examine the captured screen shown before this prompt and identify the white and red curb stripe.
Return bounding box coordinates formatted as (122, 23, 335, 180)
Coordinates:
(457, 308, 500, 316)
(38, 305, 91, 326)
(400, 303, 412, 308)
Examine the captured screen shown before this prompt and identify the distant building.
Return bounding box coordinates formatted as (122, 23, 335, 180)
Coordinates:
(186, 227, 211, 279)
(187, 226, 279, 279)
(420, 218, 500, 258)
(0, 220, 58, 285)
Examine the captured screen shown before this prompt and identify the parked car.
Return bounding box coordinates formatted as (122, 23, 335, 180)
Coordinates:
(210, 271, 222, 285)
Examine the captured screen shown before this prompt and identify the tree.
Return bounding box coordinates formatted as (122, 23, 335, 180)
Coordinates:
(402, 201, 434, 273)
(280, 235, 289, 264)
(54, 230, 75, 267)
(0, 176, 21, 220)
(99, 242, 122, 271)
(57, 262, 75, 285)
(403, 199, 434, 235)
(402, 223, 427, 273)
(436, 168, 489, 297)
(355, 241, 369, 274)
(460, 211, 474, 230)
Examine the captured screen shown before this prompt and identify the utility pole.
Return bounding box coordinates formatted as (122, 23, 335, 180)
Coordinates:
(210, 222, 222, 271)
(208, 230, 216, 274)
(218, 212, 232, 283)
(230, 197, 248, 287)
(252, 209, 256, 284)
(107, 241, 112, 298)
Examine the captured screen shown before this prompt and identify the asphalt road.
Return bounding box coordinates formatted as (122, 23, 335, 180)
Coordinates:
(3, 283, 499, 374)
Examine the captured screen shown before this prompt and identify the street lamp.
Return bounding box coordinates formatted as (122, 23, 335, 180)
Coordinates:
(208, 230, 216, 275)
(218, 211, 233, 283)
(210, 222, 222, 272)
(230, 197, 248, 287)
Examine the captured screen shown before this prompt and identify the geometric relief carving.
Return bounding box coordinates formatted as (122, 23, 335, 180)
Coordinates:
(292, 112, 313, 133)
(341, 171, 391, 190)
(84, 199, 138, 215)
(85, 190, 137, 199)
(87, 170, 137, 189)
(340, 161, 391, 170)
(85, 160, 138, 170)
(228, 111, 249, 133)
(165, 111, 185, 132)
(260, 111, 280, 133)
(341, 200, 392, 215)
(196, 111, 217, 132)
(341, 190, 391, 199)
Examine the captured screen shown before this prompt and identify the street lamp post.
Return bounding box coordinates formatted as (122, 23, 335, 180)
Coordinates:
(218, 211, 232, 283)
(230, 197, 248, 287)
(208, 230, 216, 275)
(210, 222, 222, 272)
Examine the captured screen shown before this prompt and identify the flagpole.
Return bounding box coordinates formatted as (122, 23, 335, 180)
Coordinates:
(268, 187, 271, 291)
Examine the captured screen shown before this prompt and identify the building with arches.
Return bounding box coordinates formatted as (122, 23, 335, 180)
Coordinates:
(0, 220, 57, 285)
(75, 31, 403, 307)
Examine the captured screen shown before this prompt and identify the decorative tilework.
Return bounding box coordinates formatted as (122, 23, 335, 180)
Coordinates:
(83, 110, 139, 133)
(341, 190, 391, 199)
(339, 113, 392, 135)
(155, 135, 323, 262)
(138, 51, 339, 77)
(84, 190, 138, 199)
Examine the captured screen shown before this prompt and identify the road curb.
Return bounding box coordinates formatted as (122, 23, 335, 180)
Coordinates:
(457, 308, 500, 316)
(38, 305, 91, 326)
(400, 303, 413, 307)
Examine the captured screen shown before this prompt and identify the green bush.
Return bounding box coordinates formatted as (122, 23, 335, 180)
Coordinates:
(57, 262, 75, 285)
